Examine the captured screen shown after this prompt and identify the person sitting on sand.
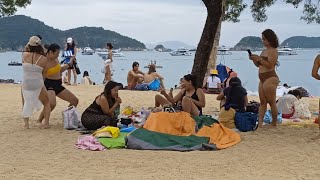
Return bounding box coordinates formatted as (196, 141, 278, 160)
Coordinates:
(37, 44, 79, 127)
(155, 74, 205, 116)
(127, 62, 144, 89)
(135, 64, 165, 91)
(21, 36, 51, 129)
(82, 71, 93, 85)
(217, 77, 248, 112)
(311, 53, 320, 134)
(223, 69, 237, 88)
(81, 81, 122, 130)
(276, 89, 301, 119)
(205, 69, 221, 94)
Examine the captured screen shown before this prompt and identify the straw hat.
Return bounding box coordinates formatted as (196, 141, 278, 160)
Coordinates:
(210, 69, 218, 75)
(27, 36, 41, 46)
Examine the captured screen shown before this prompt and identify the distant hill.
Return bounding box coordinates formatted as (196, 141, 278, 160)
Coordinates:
(281, 36, 320, 48)
(0, 15, 145, 50)
(232, 36, 263, 50)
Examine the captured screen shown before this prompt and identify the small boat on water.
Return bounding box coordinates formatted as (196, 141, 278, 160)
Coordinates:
(144, 60, 163, 68)
(217, 46, 232, 55)
(169, 49, 192, 56)
(96, 48, 125, 57)
(8, 61, 22, 66)
(82, 47, 94, 55)
(278, 44, 297, 55)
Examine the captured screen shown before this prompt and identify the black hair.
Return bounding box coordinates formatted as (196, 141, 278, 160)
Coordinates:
(83, 71, 89, 77)
(103, 81, 120, 108)
(67, 41, 76, 50)
(132, 62, 139, 69)
(210, 74, 218, 82)
(223, 69, 233, 88)
(262, 29, 279, 48)
(183, 74, 197, 88)
(44, 44, 50, 49)
(227, 77, 243, 100)
(28, 45, 45, 56)
(107, 43, 113, 49)
(47, 43, 60, 54)
(288, 89, 302, 98)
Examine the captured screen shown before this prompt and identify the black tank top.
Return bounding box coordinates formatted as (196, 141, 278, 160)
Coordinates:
(183, 89, 202, 115)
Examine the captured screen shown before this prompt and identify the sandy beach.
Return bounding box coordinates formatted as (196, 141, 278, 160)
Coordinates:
(0, 83, 319, 180)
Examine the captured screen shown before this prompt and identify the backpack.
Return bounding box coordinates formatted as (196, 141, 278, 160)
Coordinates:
(246, 101, 260, 113)
(235, 112, 258, 132)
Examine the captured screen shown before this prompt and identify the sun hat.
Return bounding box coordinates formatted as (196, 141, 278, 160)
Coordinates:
(67, 37, 73, 44)
(28, 36, 41, 46)
(210, 69, 218, 75)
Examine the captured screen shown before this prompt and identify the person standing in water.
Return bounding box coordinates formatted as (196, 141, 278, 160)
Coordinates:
(103, 43, 114, 84)
(311, 54, 320, 139)
(249, 29, 280, 128)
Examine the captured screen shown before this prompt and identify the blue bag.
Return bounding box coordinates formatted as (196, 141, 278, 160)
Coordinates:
(235, 112, 258, 132)
(263, 110, 282, 124)
(148, 79, 161, 91)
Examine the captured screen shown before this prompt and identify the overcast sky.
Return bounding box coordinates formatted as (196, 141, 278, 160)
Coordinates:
(16, 0, 319, 47)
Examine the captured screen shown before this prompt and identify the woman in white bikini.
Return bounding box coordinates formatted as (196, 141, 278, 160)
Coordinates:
(21, 36, 51, 129)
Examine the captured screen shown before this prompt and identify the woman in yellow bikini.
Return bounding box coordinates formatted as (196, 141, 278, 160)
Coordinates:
(249, 29, 280, 128)
(37, 44, 79, 125)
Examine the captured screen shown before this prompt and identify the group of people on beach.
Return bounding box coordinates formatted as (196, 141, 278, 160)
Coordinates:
(20, 29, 320, 137)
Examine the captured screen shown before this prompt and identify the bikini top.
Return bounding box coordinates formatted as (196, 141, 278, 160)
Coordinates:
(47, 63, 61, 76)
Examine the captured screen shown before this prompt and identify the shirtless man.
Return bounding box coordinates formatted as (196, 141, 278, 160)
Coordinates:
(311, 54, 320, 138)
(143, 64, 165, 89)
(127, 62, 144, 89)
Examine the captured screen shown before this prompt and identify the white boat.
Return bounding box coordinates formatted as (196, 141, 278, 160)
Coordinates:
(82, 47, 94, 55)
(96, 48, 124, 57)
(217, 46, 232, 55)
(169, 49, 192, 56)
(278, 44, 297, 55)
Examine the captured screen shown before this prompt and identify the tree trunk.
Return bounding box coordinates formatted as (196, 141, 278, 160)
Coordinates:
(207, 0, 225, 74)
(191, 0, 224, 87)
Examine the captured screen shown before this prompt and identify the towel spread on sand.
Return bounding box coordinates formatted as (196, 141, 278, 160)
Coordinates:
(75, 135, 105, 151)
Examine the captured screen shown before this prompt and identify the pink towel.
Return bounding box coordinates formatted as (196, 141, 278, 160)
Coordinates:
(75, 135, 105, 151)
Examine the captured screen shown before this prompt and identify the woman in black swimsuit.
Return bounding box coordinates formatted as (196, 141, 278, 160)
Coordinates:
(249, 29, 280, 128)
(155, 74, 205, 116)
(81, 81, 122, 130)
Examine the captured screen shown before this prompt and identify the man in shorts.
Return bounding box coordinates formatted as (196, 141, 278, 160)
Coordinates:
(311, 54, 320, 139)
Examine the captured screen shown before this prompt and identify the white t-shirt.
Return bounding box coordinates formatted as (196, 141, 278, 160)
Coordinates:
(207, 76, 221, 88)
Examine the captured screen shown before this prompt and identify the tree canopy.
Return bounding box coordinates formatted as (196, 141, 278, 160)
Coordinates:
(0, 0, 31, 17)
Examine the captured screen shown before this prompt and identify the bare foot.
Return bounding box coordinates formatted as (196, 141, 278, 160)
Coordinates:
(36, 122, 44, 129)
(24, 119, 30, 129)
(43, 124, 51, 129)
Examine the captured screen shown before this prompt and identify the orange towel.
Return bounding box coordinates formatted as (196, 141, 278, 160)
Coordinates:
(196, 123, 241, 149)
(143, 112, 196, 136)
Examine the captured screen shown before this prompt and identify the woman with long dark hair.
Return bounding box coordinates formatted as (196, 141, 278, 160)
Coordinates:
(155, 74, 205, 116)
(81, 81, 122, 130)
(21, 36, 51, 129)
(217, 77, 248, 112)
(249, 29, 280, 128)
(37, 44, 79, 125)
